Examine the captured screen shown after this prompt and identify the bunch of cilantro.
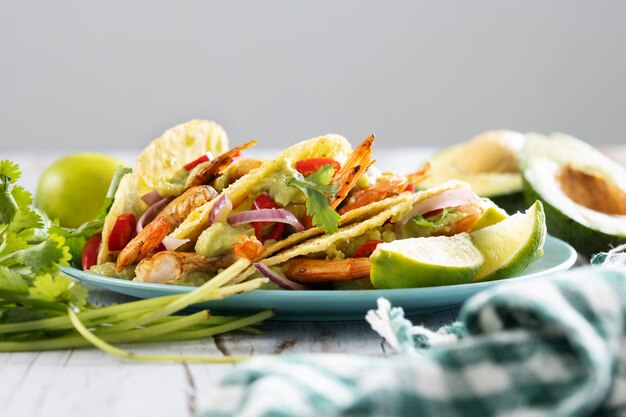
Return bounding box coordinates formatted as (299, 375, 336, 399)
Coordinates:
(0, 160, 270, 360)
(0, 160, 86, 323)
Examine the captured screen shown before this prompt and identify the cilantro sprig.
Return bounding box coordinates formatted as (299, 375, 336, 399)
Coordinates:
(0, 159, 272, 359)
(288, 164, 341, 234)
(412, 208, 454, 229)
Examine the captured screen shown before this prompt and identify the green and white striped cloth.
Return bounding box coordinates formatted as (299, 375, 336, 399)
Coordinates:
(199, 263, 626, 417)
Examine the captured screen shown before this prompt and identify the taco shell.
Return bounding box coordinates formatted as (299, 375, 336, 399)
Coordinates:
(170, 134, 353, 242)
(258, 180, 475, 268)
(97, 172, 146, 264)
(97, 119, 229, 264)
(135, 119, 229, 190)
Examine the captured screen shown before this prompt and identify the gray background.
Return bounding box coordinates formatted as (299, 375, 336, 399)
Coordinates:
(1, 0, 624, 152)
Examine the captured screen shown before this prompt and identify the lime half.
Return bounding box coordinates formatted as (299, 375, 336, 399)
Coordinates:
(370, 233, 484, 289)
(471, 200, 546, 282)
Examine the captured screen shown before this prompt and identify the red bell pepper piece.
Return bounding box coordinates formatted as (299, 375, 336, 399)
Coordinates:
(107, 214, 136, 251)
(353, 240, 383, 258)
(81, 234, 102, 270)
(295, 158, 341, 176)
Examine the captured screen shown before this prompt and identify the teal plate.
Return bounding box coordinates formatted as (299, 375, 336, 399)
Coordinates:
(62, 235, 577, 321)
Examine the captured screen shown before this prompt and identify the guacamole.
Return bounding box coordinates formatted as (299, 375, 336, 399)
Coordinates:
(195, 222, 254, 258)
(324, 225, 396, 260)
(249, 159, 305, 206)
(155, 168, 188, 197)
(90, 262, 136, 280)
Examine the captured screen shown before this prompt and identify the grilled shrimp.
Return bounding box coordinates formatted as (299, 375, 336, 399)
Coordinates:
(185, 140, 257, 189)
(116, 215, 170, 271)
(330, 135, 375, 210)
(134, 251, 238, 283)
(232, 236, 266, 260)
(440, 204, 483, 236)
(337, 162, 430, 214)
(116, 185, 217, 270)
(338, 174, 409, 214)
(160, 185, 218, 225)
(281, 257, 371, 283)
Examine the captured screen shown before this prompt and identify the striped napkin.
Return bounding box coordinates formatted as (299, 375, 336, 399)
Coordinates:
(198, 254, 626, 417)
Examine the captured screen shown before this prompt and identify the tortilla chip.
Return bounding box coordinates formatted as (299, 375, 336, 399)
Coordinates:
(135, 120, 229, 190)
(97, 172, 146, 264)
(96, 120, 229, 265)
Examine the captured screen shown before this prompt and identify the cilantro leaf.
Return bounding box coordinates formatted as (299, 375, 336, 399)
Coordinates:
(288, 165, 341, 234)
(5, 234, 71, 275)
(0, 190, 18, 226)
(0, 232, 29, 268)
(0, 266, 29, 294)
(49, 219, 103, 263)
(10, 207, 44, 234)
(0, 160, 21, 186)
(412, 208, 453, 229)
(29, 274, 89, 308)
(10, 185, 32, 208)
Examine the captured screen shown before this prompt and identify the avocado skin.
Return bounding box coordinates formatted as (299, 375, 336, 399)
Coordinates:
(523, 179, 626, 256)
(490, 192, 526, 215)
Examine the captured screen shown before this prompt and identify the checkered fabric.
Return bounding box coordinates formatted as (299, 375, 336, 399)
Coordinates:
(199, 265, 626, 417)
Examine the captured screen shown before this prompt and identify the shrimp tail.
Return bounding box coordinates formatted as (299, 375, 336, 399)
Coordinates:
(330, 135, 375, 210)
(186, 140, 257, 189)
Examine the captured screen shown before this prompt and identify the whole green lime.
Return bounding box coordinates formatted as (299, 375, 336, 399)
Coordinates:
(36, 153, 124, 228)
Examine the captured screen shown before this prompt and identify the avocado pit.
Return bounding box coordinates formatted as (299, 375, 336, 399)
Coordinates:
(558, 164, 626, 215)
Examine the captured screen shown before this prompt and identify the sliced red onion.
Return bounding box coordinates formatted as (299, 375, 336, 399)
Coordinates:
(400, 188, 479, 225)
(136, 197, 172, 234)
(162, 236, 190, 251)
(228, 209, 305, 232)
(153, 243, 166, 253)
(141, 189, 162, 206)
(254, 263, 311, 290)
(395, 188, 480, 238)
(210, 194, 233, 224)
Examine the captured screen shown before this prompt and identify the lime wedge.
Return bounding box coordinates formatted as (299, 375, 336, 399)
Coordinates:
(471, 200, 546, 282)
(470, 200, 509, 232)
(370, 233, 484, 289)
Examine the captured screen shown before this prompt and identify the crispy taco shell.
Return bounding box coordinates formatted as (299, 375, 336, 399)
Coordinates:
(170, 134, 353, 243)
(97, 120, 229, 264)
(251, 180, 475, 274)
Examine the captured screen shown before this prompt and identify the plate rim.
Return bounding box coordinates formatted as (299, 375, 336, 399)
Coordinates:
(62, 235, 578, 299)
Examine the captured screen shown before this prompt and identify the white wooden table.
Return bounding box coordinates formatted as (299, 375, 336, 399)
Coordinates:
(1, 147, 623, 417)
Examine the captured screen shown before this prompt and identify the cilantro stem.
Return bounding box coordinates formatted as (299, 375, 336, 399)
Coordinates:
(0, 309, 272, 354)
(101, 259, 251, 333)
(0, 295, 179, 334)
(0, 277, 265, 336)
(141, 309, 274, 342)
(67, 307, 248, 363)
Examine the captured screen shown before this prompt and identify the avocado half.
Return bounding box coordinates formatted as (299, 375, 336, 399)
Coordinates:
(521, 133, 626, 256)
(418, 130, 526, 214)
